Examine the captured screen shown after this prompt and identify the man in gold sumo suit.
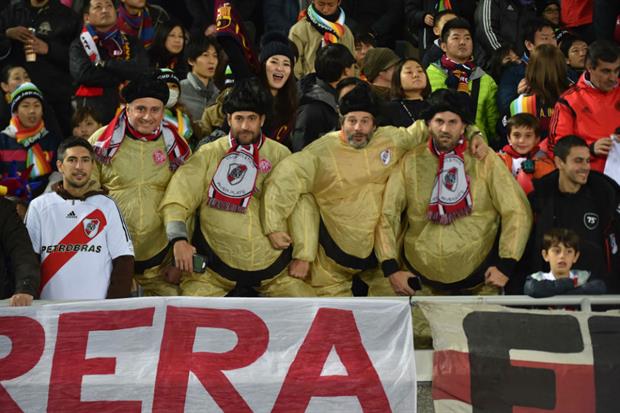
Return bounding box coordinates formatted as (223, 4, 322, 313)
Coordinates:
(262, 83, 487, 296)
(90, 78, 191, 296)
(376, 89, 532, 347)
(160, 78, 316, 297)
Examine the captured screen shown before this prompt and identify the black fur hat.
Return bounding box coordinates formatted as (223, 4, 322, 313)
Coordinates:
(338, 83, 379, 117)
(121, 78, 169, 104)
(222, 77, 273, 115)
(421, 89, 475, 124)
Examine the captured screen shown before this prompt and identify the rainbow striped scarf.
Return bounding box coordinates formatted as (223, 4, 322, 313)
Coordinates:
(306, 3, 346, 46)
(510, 94, 537, 116)
(4, 116, 52, 177)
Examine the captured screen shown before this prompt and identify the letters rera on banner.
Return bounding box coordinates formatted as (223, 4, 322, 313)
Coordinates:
(0, 297, 415, 413)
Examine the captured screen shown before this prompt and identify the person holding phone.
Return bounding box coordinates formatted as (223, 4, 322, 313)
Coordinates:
(160, 78, 317, 297)
(376, 89, 532, 348)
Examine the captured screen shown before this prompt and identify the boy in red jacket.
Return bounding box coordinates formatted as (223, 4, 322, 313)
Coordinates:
(499, 113, 555, 194)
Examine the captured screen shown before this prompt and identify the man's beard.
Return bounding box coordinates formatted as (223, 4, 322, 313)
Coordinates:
(234, 128, 260, 144)
(431, 131, 459, 152)
(346, 132, 371, 149)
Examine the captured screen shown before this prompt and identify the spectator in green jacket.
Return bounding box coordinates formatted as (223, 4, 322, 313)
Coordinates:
(426, 18, 499, 147)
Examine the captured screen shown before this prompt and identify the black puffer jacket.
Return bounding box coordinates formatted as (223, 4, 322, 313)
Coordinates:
(291, 73, 339, 152)
(69, 33, 149, 124)
(0, 198, 39, 299)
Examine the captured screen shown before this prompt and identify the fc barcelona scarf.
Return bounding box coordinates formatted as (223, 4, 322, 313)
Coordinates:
(305, 3, 346, 46)
(207, 133, 264, 213)
(427, 137, 472, 225)
(117, 3, 154, 49)
(214, 1, 260, 74)
(93, 109, 190, 171)
(3, 116, 52, 177)
(79, 24, 130, 64)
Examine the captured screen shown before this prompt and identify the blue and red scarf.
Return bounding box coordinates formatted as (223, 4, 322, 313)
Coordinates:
(117, 3, 154, 49)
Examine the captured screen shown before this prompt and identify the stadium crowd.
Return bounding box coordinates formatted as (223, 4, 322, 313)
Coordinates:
(0, 0, 619, 336)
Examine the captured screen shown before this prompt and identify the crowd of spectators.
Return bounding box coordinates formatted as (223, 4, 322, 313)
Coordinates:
(0, 0, 619, 321)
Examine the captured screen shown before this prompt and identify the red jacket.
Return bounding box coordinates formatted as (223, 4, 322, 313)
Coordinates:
(498, 150, 556, 194)
(560, 0, 593, 28)
(548, 73, 620, 172)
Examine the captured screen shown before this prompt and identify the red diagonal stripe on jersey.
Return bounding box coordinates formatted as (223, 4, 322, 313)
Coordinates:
(39, 209, 108, 293)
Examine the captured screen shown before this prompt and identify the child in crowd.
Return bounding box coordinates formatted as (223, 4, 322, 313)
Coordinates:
(498, 113, 555, 194)
(71, 106, 103, 140)
(421, 9, 457, 68)
(524, 228, 607, 298)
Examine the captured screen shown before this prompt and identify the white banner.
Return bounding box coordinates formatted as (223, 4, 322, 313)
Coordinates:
(0, 297, 415, 413)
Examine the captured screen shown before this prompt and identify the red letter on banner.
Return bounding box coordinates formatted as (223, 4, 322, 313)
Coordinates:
(152, 307, 269, 413)
(0, 316, 45, 412)
(273, 308, 391, 413)
(47, 308, 155, 413)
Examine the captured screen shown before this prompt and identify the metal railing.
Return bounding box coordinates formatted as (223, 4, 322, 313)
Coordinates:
(407, 294, 620, 311)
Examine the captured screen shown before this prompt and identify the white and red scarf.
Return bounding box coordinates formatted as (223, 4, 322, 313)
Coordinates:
(93, 109, 190, 170)
(207, 133, 264, 213)
(427, 137, 473, 225)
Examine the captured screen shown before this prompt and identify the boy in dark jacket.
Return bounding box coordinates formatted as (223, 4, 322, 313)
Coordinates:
(525, 227, 606, 297)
